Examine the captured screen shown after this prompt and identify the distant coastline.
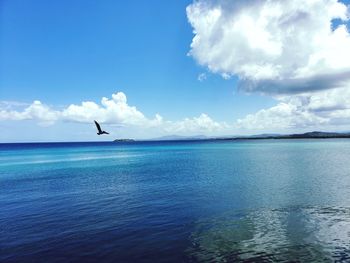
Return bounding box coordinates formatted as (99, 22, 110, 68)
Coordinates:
(148, 131, 350, 142)
(2, 132, 350, 145)
(216, 131, 350, 140)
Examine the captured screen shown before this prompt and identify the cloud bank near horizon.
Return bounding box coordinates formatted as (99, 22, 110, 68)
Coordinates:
(2, 90, 350, 135)
(0, 92, 229, 135)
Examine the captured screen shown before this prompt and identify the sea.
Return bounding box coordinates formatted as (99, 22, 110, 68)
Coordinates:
(1, 139, 350, 262)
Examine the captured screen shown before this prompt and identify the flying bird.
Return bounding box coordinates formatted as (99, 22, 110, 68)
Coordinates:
(94, 120, 109, 135)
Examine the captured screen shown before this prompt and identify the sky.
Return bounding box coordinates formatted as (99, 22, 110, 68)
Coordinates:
(1, 0, 350, 142)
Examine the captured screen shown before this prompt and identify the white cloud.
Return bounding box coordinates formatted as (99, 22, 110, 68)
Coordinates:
(187, 0, 350, 94)
(0, 92, 229, 135)
(61, 92, 155, 126)
(236, 100, 327, 130)
(186, 0, 350, 132)
(236, 86, 350, 130)
(0, 92, 159, 126)
(165, 113, 228, 133)
(0, 100, 59, 125)
(198, 73, 207, 81)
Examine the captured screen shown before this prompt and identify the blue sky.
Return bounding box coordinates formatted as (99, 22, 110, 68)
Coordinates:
(1, 0, 350, 141)
(1, 0, 274, 119)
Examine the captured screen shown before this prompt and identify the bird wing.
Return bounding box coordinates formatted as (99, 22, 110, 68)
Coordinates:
(94, 120, 103, 133)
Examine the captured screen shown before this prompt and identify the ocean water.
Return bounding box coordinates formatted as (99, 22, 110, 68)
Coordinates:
(1, 139, 350, 262)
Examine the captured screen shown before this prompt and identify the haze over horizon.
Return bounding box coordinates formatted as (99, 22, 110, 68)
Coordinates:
(2, 0, 350, 142)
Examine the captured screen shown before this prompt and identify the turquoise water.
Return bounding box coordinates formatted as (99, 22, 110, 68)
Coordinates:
(1, 140, 350, 262)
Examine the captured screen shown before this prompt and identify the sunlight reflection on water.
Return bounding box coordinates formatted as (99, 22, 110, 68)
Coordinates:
(186, 206, 350, 262)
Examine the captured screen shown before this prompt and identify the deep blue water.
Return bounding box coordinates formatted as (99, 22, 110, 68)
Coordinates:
(1, 139, 350, 262)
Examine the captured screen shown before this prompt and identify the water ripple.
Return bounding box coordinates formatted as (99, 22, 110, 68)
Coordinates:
(185, 206, 350, 262)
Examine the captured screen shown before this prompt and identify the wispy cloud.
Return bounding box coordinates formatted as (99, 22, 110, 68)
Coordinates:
(197, 73, 207, 82)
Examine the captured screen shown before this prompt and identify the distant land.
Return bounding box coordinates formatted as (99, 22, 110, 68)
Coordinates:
(150, 135, 208, 141)
(113, 139, 135, 142)
(219, 131, 350, 140)
(145, 131, 350, 142)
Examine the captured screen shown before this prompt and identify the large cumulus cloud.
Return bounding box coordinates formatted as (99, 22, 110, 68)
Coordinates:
(187, 0, 350, 131)
(187, 0, 350, 94)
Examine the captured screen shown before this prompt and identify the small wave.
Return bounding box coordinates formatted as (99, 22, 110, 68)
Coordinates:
(0, 154, 144, 166)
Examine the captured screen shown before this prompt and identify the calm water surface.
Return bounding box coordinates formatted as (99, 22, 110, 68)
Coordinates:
(1, 139, 350, 262)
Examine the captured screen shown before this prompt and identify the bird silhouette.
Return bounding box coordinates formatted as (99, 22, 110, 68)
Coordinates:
(94, 120, 109, 135)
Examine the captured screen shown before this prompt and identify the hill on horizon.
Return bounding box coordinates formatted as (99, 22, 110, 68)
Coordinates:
(146, 131, 350, 141)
